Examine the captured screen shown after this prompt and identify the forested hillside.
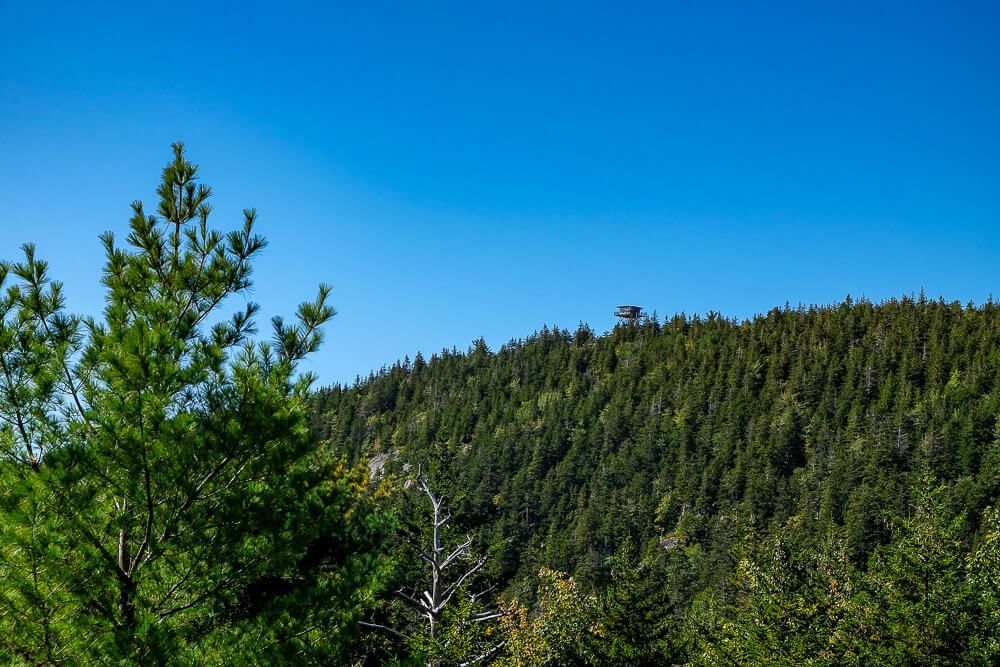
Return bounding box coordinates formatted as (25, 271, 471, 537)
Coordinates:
(2, 143, 996, 664)
(315, 297, 1000, 663)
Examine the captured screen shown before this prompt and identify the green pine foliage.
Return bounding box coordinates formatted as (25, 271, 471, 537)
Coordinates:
(598, 539, 676, 665)
(0, 145, 392, 664)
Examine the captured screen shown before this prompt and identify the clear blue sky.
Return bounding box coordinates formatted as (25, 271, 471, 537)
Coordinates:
(1, 1, 998, 385)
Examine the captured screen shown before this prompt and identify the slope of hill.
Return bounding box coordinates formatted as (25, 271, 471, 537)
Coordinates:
(313, 295, 1000, 661)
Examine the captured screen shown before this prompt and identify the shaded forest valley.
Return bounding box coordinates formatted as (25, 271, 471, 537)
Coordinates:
(0, 146, 997, 665)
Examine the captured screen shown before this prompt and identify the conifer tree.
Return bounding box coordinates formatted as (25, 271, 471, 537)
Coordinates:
(0, 144, 390, 664)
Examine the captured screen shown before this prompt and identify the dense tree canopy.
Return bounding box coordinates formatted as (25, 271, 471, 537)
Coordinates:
(316, 297, 1000, 664)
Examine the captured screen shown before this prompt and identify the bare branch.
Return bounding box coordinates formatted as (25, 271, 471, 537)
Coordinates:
(441, 536, 473, 571)
(359, 620, 411, 642)
(439, 556, 488, 611)
(395, 588, 424, 611)
(459, 641, 507, 666)
(469, 583, 498, 605)
(469, 611, 502, 623)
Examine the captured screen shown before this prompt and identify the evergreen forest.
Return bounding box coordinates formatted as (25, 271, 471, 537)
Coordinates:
(1, 147, 998, 665)
(316, 295, 1000, 665)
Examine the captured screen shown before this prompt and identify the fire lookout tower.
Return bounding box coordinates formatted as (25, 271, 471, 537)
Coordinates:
(615, 305, 645, 322)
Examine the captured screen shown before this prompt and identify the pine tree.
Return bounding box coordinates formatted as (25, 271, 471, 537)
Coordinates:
(0, 144, 391, 664)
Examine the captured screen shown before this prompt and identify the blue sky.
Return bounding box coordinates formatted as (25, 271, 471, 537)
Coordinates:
(1, 1, 998, 385)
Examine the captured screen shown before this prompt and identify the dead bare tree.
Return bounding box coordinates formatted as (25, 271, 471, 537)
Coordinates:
(361, 468, 504, 666)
